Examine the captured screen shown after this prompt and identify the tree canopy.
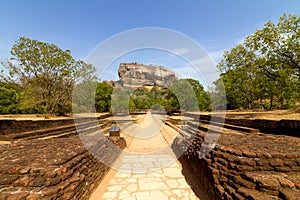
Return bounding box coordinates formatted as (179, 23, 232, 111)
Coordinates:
(215, 14, 299, 110)
(2, 37, 95, 116)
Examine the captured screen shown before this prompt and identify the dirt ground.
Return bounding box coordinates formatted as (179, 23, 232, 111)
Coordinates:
(218, 110, 300, 120)
(189, 109, 300, 120)
(0, 113, 110, 120)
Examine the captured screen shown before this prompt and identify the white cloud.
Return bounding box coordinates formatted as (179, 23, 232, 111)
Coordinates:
(172, 48, 189, 56)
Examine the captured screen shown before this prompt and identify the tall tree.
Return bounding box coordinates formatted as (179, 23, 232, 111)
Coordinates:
(215, 14, 299, 110)
(3, 37, 95, 116)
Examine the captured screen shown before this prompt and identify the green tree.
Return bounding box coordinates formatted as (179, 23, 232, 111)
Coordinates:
(111, 88, 131, 112)
(162, 88, 180, 112)
(3, 37, 95, 116)
(215, 14, 299, 110)
(185, 78, 211, 111)
(216, 45, 264, 109)
(245, 13, 300, 108)
(72, 80, 98, 113)
(0, 81, 23, 114)
(95, 81, 113, 112)
(169, 79, 199, 111)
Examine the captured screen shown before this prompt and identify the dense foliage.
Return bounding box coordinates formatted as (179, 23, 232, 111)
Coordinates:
(109, 79, 211, 113)
(1, 37, 95, 116)
(214, 14, 299, 110)
(0, 81, 23, 114)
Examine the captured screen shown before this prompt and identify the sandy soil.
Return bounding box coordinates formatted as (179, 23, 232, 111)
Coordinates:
(221, 110, 300, 120)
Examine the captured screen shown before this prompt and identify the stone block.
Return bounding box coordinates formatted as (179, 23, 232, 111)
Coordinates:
(275, 166, 291, 172)
(41, 186, 60, 196)
(109, 126, 120, 137)
(269, 159, 284, 167)
(279, 188, 300, 200)
(7, 192, 29, 200)
(14, 176, 33, 187)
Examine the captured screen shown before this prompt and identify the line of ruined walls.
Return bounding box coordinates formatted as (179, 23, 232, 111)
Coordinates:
(0, 136, 126, 200)
(0, 114, 112, 136)
(184, 113, 300, 136)
(172, 133, 300, 200)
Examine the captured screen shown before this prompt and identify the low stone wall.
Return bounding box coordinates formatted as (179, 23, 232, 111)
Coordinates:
(0, 114, 112, 136)
(172, 128, 300, 199)
(185, 113, 300, 136)
(0, 135, 126, 200)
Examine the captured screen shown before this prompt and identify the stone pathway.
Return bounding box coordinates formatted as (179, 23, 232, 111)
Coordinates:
(100, 154, 198, 200)
(89, 112, 199, 200)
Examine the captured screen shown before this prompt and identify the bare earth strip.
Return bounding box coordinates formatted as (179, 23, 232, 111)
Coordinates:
(89, 112, 199, 200)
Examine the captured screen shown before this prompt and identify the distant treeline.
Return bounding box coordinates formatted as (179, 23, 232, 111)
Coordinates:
(0, 79, 211, 115)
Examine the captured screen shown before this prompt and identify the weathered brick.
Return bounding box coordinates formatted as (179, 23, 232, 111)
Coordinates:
(238, 158, 256, 167)
(284, 160, 297, 167)
(7, 192, 29, 200)
(61, 169, 73, 180)
(65, 181, 81, 192)
(256, 159, 269, 166)
(44, 170, 56, 178)
(275, 166, 291, 172)
(56, 167, 67, 176)
(238, 187, 276, 200)
(41, 186, 60, 196)
(219, 175, 228, 183)
(242, 150, 257, 158)
(259, 187, 279, 196)
(19, 167, 31, 174)
(257, 176, 280, 190)
(269, 159, 284, 167)
(29, 177, 46, 187)
(7, 166, 22, 174)
(279, 188, 300, 200)
(216, 184, 225, 196)
(278, 177, 295, 189)
(261, 165, 275, 171)
(26, 193, 42, 200)
(290, 166, 300, 171)
(215, 157, 228, 167)
(0, 175, 19, 185)
(44, 176, 61, 187)
(62, 192, 75, 199)
(13, 176, 32, 187)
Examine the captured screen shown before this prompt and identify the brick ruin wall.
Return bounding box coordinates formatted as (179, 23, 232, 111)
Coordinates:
(186, 113, 300, 136)
(172, 116, 300, 200)
(0, 114, 299, 199)
(0, 114, 112, 136)
(0, 134, 126, 200)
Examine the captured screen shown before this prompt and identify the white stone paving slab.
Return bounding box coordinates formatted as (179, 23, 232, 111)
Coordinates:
(101, 154, 199, 200)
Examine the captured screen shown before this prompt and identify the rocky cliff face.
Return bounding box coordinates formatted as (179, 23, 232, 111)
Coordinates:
(118, 63, 178, 88)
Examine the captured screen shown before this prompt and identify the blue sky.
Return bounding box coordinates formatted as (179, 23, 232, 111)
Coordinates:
(0, 0, 299, 86)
